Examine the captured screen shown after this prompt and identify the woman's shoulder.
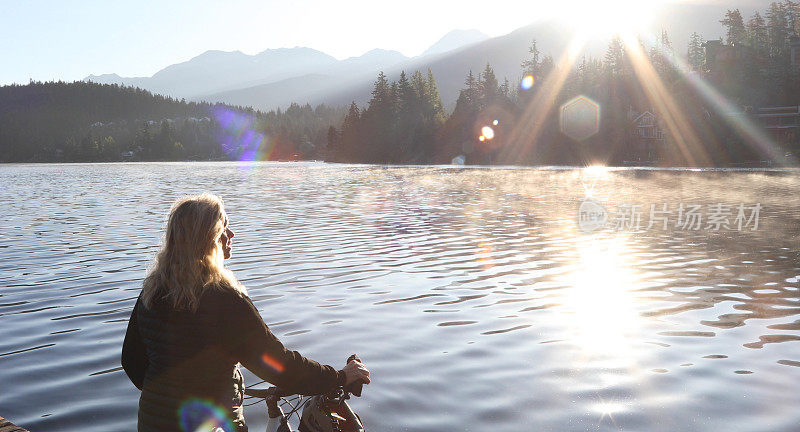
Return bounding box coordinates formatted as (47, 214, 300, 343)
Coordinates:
(200, 287, 253, 312)
(199, 288, 262, 333)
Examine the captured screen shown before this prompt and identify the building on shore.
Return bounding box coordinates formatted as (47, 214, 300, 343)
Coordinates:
(625, 109, 669, 165)
(757, 106, 800, 157)
(701, 38, 800, 163)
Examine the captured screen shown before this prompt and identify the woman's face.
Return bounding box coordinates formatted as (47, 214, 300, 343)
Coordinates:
(219, 219, 234, 260)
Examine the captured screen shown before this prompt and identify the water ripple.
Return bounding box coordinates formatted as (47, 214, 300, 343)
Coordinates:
(1, 163, 799, 431)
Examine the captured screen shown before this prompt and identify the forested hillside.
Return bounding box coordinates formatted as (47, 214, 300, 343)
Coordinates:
(4, 2, 800, 166)
(0, 81, 345, 162)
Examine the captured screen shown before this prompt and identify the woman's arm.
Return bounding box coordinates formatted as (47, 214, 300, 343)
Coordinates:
(222, 294, 346, 395)
(121, 296, 148, 390)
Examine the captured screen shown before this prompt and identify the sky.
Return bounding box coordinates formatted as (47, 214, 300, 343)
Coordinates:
(0, 0, 762, 86)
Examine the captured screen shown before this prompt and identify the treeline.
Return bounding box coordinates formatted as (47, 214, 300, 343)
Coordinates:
(329, 70, 446, 163)
(5, 1, 799, 166)
(689, 0, 800, 105)
(325, 36, 672, 165)
(0, 81, 345, 162)
(657, 0, 800, 164)
(325, 0, 800, 166)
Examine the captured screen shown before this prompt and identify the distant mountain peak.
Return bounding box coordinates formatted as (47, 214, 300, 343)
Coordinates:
(189, 49, 247, 62)
(363, 48, 401, 55)
(341, 49, 408, 68)
(84, 73, 140, 86)
(358, 48, 406, 59)
(256, 46, 332, 57)
(421, 29, 490, 57)
(85, 73, 122, 81)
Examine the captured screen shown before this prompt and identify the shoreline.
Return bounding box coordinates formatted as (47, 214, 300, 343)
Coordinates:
(1, 160, 798, 172)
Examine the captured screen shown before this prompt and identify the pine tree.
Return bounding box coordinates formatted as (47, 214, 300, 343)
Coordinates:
(369, 71, 392, 110)
(364, 72, 401, 162)
(653, 30, 676, 81)
(687, 32, 705, 71)
(340, 101, 361, 161)
(500, 78, 510, 97)
(767, 2, 790, 57)
(721, 9, 747, 45)
(393, 71, 417, 161)
(479, 63, 500, 105)
(326, 126, 339, 149)
(389, 81, 399, 113)
(464, 70, 478, 106)
(747, 12, 769, 58)
(521, 39, 541, 76)
(410, 70, 427, 102)
(426, 68, 445, 121)
(605, 36, 626, 77)
(397, 71, 414, 113)
(540, 55, 555, 78)
(343, 102, 360, 130)
(784, 0, 800, 35)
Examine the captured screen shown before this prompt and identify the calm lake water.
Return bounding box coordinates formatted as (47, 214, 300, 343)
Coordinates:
(1, 162, 800, 431)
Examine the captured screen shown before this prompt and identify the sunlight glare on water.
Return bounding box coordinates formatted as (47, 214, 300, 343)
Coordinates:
(562, 236, 641, 361)
(0, 162, 799, 432)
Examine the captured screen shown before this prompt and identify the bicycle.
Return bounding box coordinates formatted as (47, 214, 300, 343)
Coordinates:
(245, 355, 366, 432)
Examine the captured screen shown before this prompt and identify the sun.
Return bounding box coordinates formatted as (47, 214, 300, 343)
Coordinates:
(552, 0, 665, 38)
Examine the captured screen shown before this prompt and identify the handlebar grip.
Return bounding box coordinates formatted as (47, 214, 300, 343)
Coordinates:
(345, 354, 364, 397)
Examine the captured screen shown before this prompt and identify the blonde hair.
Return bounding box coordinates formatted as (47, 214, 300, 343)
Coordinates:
(142, 193, 246, 311)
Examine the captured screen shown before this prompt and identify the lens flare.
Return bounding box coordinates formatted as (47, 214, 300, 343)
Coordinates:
(520, 75, 535, 90)
(502, 36, 587, 162)
(555, 0, 663, 38)
(451, 155, 466, 165)
(261, 353, 285, 373)
(481, 126, 495, 140)
(178, 398, 235, 432)
(640, 34, 789, 165)
(213, 106, 277, 167)
(560, 96, 600, 141)
(492, 119, 499, 126)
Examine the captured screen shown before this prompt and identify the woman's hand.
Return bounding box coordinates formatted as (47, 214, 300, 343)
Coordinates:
(343, 358, 371, 385)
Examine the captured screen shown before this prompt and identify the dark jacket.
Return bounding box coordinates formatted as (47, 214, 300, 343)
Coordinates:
(122, 288, 346, 432)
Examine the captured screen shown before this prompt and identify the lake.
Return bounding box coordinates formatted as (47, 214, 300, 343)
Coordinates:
(1, 162, 799, 431)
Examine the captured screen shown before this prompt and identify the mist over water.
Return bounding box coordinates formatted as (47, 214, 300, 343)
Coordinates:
(1, 162, 799, 431)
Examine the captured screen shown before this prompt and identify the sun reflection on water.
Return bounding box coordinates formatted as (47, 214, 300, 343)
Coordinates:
(592, 400, 627, 427)
(555, 234, 647, 423)
(562, 235, 642, 363)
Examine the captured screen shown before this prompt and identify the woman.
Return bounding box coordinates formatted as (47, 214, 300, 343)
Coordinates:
(122, 193, 370, 432)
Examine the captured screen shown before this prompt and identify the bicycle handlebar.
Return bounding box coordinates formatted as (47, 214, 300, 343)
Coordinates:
(245, 354, 366, 400)
(244, 386, 287, 399)
(345, 354, 364, 397)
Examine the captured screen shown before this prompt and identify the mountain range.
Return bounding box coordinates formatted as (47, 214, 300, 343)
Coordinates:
(86, 28, 492, 110)
(85, 2, 757, 111)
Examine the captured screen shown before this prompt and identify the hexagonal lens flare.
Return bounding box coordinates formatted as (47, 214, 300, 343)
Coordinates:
(560, 96, 601, 141)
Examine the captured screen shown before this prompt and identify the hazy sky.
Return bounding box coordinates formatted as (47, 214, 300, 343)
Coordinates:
(0, 0, 762, 86)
